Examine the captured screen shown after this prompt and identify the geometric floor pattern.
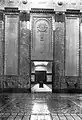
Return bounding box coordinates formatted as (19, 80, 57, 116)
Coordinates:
(0, 93, 82, 120)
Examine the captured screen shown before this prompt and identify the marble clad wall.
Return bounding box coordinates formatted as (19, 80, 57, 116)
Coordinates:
(0, 6, 82, 92)
(0, 13, 4, 89)
(65, 17, 79, 76)
(4, 14, 18, 75)
(0, 9, 31, 91)
(19, 20, 31, 89)
(80, 17, 82, 89)
(0, 20, 3, 75)
(53, 13, 65, 91)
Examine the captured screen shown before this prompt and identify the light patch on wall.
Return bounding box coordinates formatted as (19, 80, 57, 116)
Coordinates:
(80, 23, 82, 33)
(31, 0, 53, 8)
(27, 21, 30, 29)
(34, 62, 48, 66)
(52, 16, 55, 30)
(35, 66, 47, 71)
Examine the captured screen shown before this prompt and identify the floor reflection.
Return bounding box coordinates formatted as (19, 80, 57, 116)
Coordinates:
(0, 93, 82, 119)
(32, 102, 50, 114)
(30, 114, 52, 120)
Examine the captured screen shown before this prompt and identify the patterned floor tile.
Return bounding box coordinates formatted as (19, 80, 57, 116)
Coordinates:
(0, 93, 82, 120)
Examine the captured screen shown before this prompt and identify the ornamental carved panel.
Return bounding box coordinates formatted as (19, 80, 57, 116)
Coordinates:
(31, 16, 53, 60)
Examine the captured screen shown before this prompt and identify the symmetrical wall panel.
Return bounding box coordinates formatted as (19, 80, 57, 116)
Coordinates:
(31, 16, 53, 60)
(80, 19, 82, 77)
(64, 16, 80, 90)
(80, 17, 82, 88)
(4, 14, 18, 75)
(0, 21, 3, 75)
(65, 17, 79, 76)
(0, 13, 4, 89)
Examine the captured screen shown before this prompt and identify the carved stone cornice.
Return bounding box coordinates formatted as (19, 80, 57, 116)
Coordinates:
(30, 8, 55, 14)
(4, 7, 20, 13)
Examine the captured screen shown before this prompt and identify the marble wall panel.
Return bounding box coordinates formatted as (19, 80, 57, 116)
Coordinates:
(4, 14, 18, 75)
(54, 22, 64, 76)
(31, 16, 53, 60)
(20, 21, 30, 88)
(65, 17, 79, 76)
(53, 20, 65, 90)
(80, 20, 82, 76)
(0, 21, 3, 75)
(80, 19, 82, 89)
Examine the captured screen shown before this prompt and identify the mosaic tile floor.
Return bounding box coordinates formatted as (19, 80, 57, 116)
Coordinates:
(0, 93, 82, 120)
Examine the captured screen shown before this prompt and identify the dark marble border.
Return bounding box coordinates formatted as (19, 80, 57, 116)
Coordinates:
(52, 89, 82, 93)
(1, 88, 82, 93)
(65, 9, 80, 15)
(0, 88, 31, 93)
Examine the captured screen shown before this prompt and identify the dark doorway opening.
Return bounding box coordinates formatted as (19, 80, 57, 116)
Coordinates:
(31, 61, 52, 92)
(35, 71, 46, 83)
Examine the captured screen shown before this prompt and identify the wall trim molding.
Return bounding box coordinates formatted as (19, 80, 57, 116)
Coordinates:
(65, 9, 80, 15)
(0, 88, 31, 93)
(30, 8, 55, 14)
(4, 7, 20, 13)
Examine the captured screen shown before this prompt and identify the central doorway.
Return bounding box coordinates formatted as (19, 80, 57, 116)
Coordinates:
(35, 71, 46, 84)
(31, 61, 52, 92)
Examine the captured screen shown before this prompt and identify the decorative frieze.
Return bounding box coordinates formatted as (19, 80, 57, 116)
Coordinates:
(30, 8, 55, 14)
(4, 7, 19, 12)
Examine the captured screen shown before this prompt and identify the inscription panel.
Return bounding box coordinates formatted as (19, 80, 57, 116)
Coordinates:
(31, 16, 53, 60)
